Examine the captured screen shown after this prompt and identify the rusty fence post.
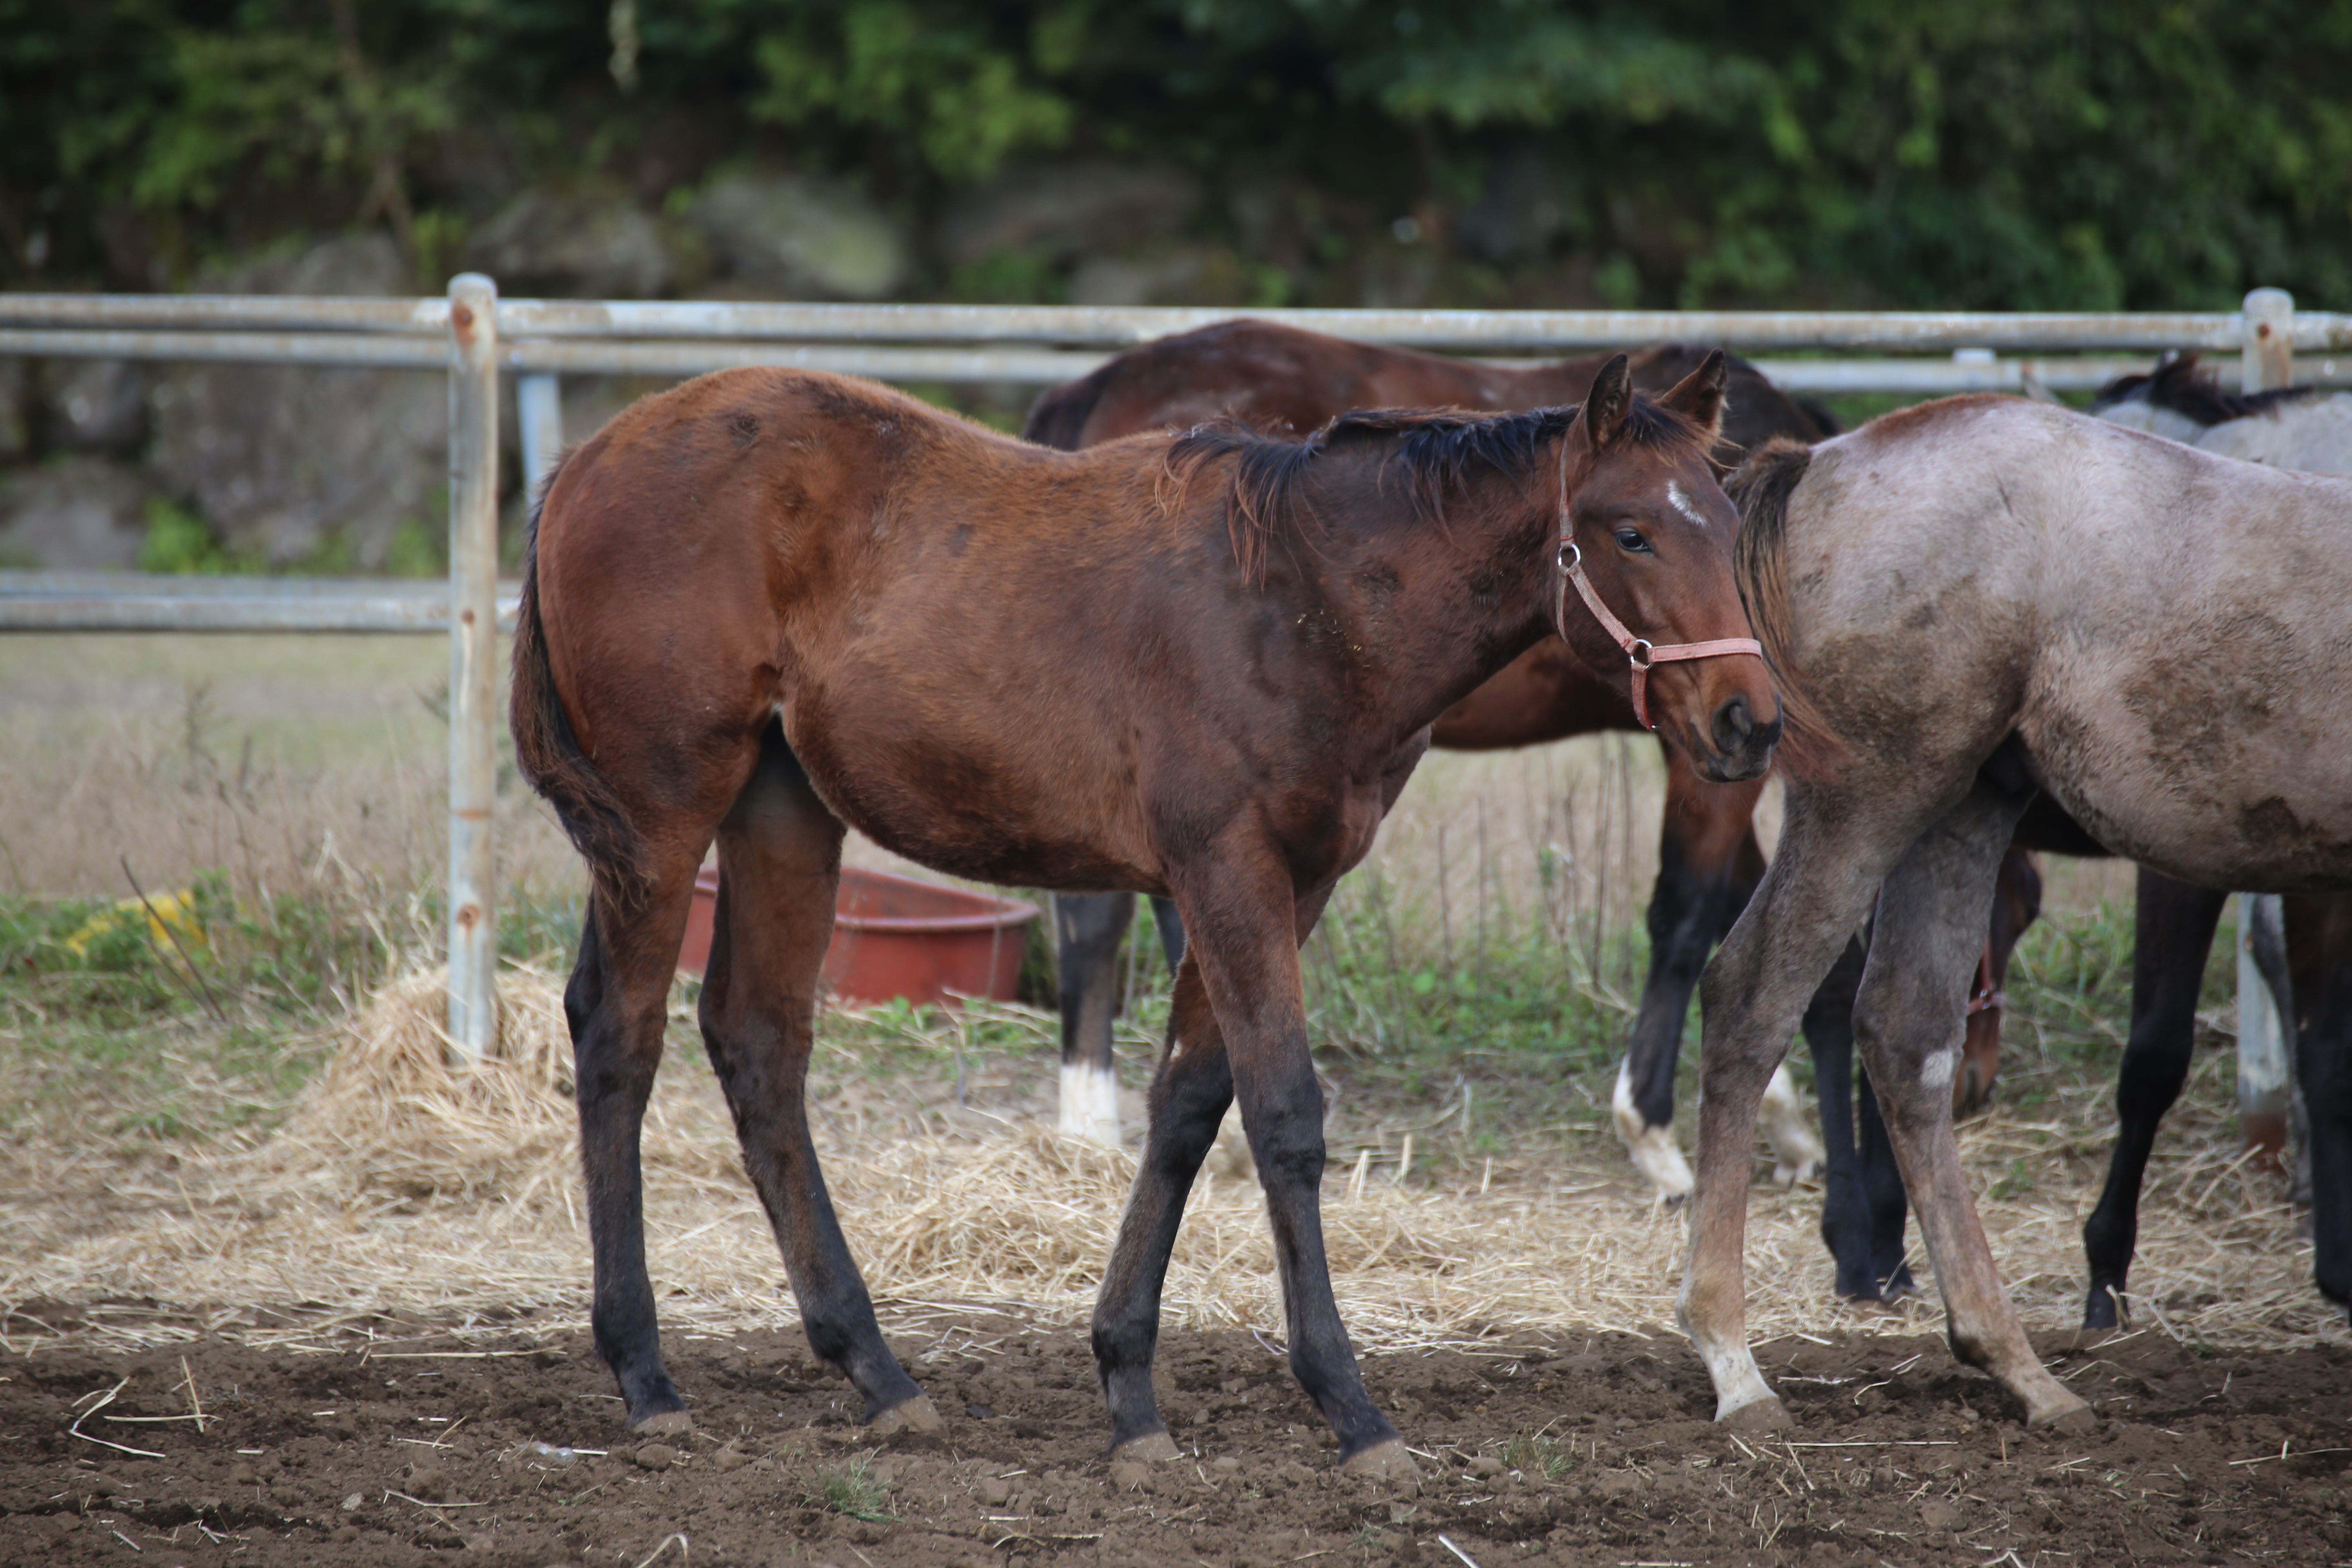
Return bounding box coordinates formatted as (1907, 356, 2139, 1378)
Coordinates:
(2235, 287, 2294, 1158)
(446, 274, 501, 1060)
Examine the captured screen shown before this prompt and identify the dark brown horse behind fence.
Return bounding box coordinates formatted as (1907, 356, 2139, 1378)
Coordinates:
(512, 359, 1776, 1474)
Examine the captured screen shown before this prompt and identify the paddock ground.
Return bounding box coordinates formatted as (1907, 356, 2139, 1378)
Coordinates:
(2, 970, 2345, 1568)
(2, 638, 2344, 1565)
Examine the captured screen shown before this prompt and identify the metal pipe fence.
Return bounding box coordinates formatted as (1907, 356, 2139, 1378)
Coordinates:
(0, 283, 2331, 1102)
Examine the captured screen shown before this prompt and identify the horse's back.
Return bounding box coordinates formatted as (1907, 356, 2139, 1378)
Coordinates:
(1791, 396, 2352, 889)
(2196, 393, 2352, 475)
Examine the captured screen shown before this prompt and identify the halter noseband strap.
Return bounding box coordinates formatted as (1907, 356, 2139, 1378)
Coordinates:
(1551, 416, 1763, 731)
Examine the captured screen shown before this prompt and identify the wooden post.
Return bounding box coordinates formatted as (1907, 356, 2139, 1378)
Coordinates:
(2235, 287, 2294, 1158)
(517, 373, 565, 497)
(445, 274, 501, 1060)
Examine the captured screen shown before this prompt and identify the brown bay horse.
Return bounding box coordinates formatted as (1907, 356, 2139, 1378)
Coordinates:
(1026, 320, 1842, 1192)
(1695, 398, 2352, 1433)
(511, 359, 1778, 1473)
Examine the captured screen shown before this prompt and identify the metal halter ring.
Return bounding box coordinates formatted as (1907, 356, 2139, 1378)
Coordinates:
(1627, 638, 1654, 667)
(1557, 539, 1580, 571)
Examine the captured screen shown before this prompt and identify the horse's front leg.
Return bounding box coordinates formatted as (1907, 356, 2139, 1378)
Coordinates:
(1855, 783, 2091, 1430)
(1091, 951, 1235, 1459)
(1613, 755, 1768, 1196)
(1681, 791, 1895, 1427)
(1094, 855, 1410, 1477)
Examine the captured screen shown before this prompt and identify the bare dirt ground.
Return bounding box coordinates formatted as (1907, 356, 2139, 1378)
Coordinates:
(6, 1306, 2351, 1568)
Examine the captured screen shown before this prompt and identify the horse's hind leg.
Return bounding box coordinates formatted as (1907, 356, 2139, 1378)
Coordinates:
(1054, 892, 1136, 1145)
(699, 725, 937, 1432)
(2080, 871, 2224, 1329)
(570, 846, 710, 1432)
(1853, 785, 2089, 1430)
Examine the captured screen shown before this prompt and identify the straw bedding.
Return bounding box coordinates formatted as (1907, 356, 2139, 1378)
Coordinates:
(1, 971, 2339, 1359)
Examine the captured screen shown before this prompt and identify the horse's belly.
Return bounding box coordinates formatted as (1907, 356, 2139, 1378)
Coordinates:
(785, 708, 1163, 894)
(2022, 702, 2352, 893)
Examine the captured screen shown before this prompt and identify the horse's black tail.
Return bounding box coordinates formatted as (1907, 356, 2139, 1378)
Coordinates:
(1727, 438, 1846, 781)
(1020, 362, 1114, 450)
(509, 454, 652, 912)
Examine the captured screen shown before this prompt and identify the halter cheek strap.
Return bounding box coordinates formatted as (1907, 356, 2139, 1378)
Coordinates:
(1966, 942, 2005, 1017)
(1555, 537, 1766, 731)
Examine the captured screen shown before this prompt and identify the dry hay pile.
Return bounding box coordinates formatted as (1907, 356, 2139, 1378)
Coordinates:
(2, 971, 2341, 1359)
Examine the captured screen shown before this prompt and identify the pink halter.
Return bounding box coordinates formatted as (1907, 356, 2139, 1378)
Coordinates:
(1552, 441, 1764, 731)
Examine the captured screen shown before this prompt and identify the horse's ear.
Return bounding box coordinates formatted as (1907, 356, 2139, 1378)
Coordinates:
(1582, 354, 1633, 450)
(1659, 350, 1730, 443)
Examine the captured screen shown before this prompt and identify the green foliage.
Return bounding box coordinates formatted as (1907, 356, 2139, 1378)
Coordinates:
(138, 497, 248, 575)
(5, 1, 2345, 307)
(807, 1453, 894, 1522)
(748, 4, 1076, 182)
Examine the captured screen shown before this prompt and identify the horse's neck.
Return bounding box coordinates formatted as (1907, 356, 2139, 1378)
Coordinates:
(1306, 465, 1557, 726)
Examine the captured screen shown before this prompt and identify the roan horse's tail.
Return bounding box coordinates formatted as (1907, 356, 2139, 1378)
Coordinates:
(508, 455, 653, 910)
(1727, 438, 1846, 779)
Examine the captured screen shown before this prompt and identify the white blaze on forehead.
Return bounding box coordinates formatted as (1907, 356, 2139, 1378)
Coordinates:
(1667, 480, 1711, 528)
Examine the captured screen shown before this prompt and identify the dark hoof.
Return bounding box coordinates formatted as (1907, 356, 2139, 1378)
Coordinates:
(1113, 1430, 1182, 1463)
(1340, 1439, 1421, 1484)
(2082, 1287, 2123, 1332)
(630, 1408, 695, 1436)
(871, 1394, 944, 1437)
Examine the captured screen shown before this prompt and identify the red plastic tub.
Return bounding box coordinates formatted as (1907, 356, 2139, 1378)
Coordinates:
(676, 865, 1039, 1007)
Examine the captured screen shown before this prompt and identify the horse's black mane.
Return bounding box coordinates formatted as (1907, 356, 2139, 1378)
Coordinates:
(1169, 397, 1709, 582)
(2091, 351, 2319, 425)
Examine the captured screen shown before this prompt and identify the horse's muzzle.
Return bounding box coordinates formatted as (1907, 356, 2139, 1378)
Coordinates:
(1695, 693, 1780, 782)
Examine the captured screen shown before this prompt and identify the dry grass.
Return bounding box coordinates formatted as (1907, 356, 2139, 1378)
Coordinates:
(1, 970, 2336, 1364)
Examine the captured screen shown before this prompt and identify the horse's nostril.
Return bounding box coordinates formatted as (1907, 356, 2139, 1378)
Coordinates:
(1712, 694, 1755, 751)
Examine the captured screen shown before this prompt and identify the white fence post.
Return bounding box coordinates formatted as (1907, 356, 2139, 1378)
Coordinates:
(517, 372, 565, 497)
(445, 274, 501, 1060)
(2234, 286, 2295, 1157)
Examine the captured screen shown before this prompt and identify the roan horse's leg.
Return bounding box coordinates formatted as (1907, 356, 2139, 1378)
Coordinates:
(698, 726, 940, 1432)
(1095, 870, 1412, 1476)
(1679, 792, 1912, 1427)
(1848, 785, 2091, 1430)
(567, 849, 710, 1432)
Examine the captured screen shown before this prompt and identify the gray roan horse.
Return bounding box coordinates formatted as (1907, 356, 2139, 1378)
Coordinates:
(1693, 394, 2352, 1430)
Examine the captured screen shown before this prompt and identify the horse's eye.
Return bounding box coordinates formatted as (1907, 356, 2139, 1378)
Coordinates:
(1614, 527, 1652, 553)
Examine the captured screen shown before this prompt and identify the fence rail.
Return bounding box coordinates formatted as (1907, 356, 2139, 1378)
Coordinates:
(8, 292, 2352, 354)
(0, 281, 2326, 1104)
